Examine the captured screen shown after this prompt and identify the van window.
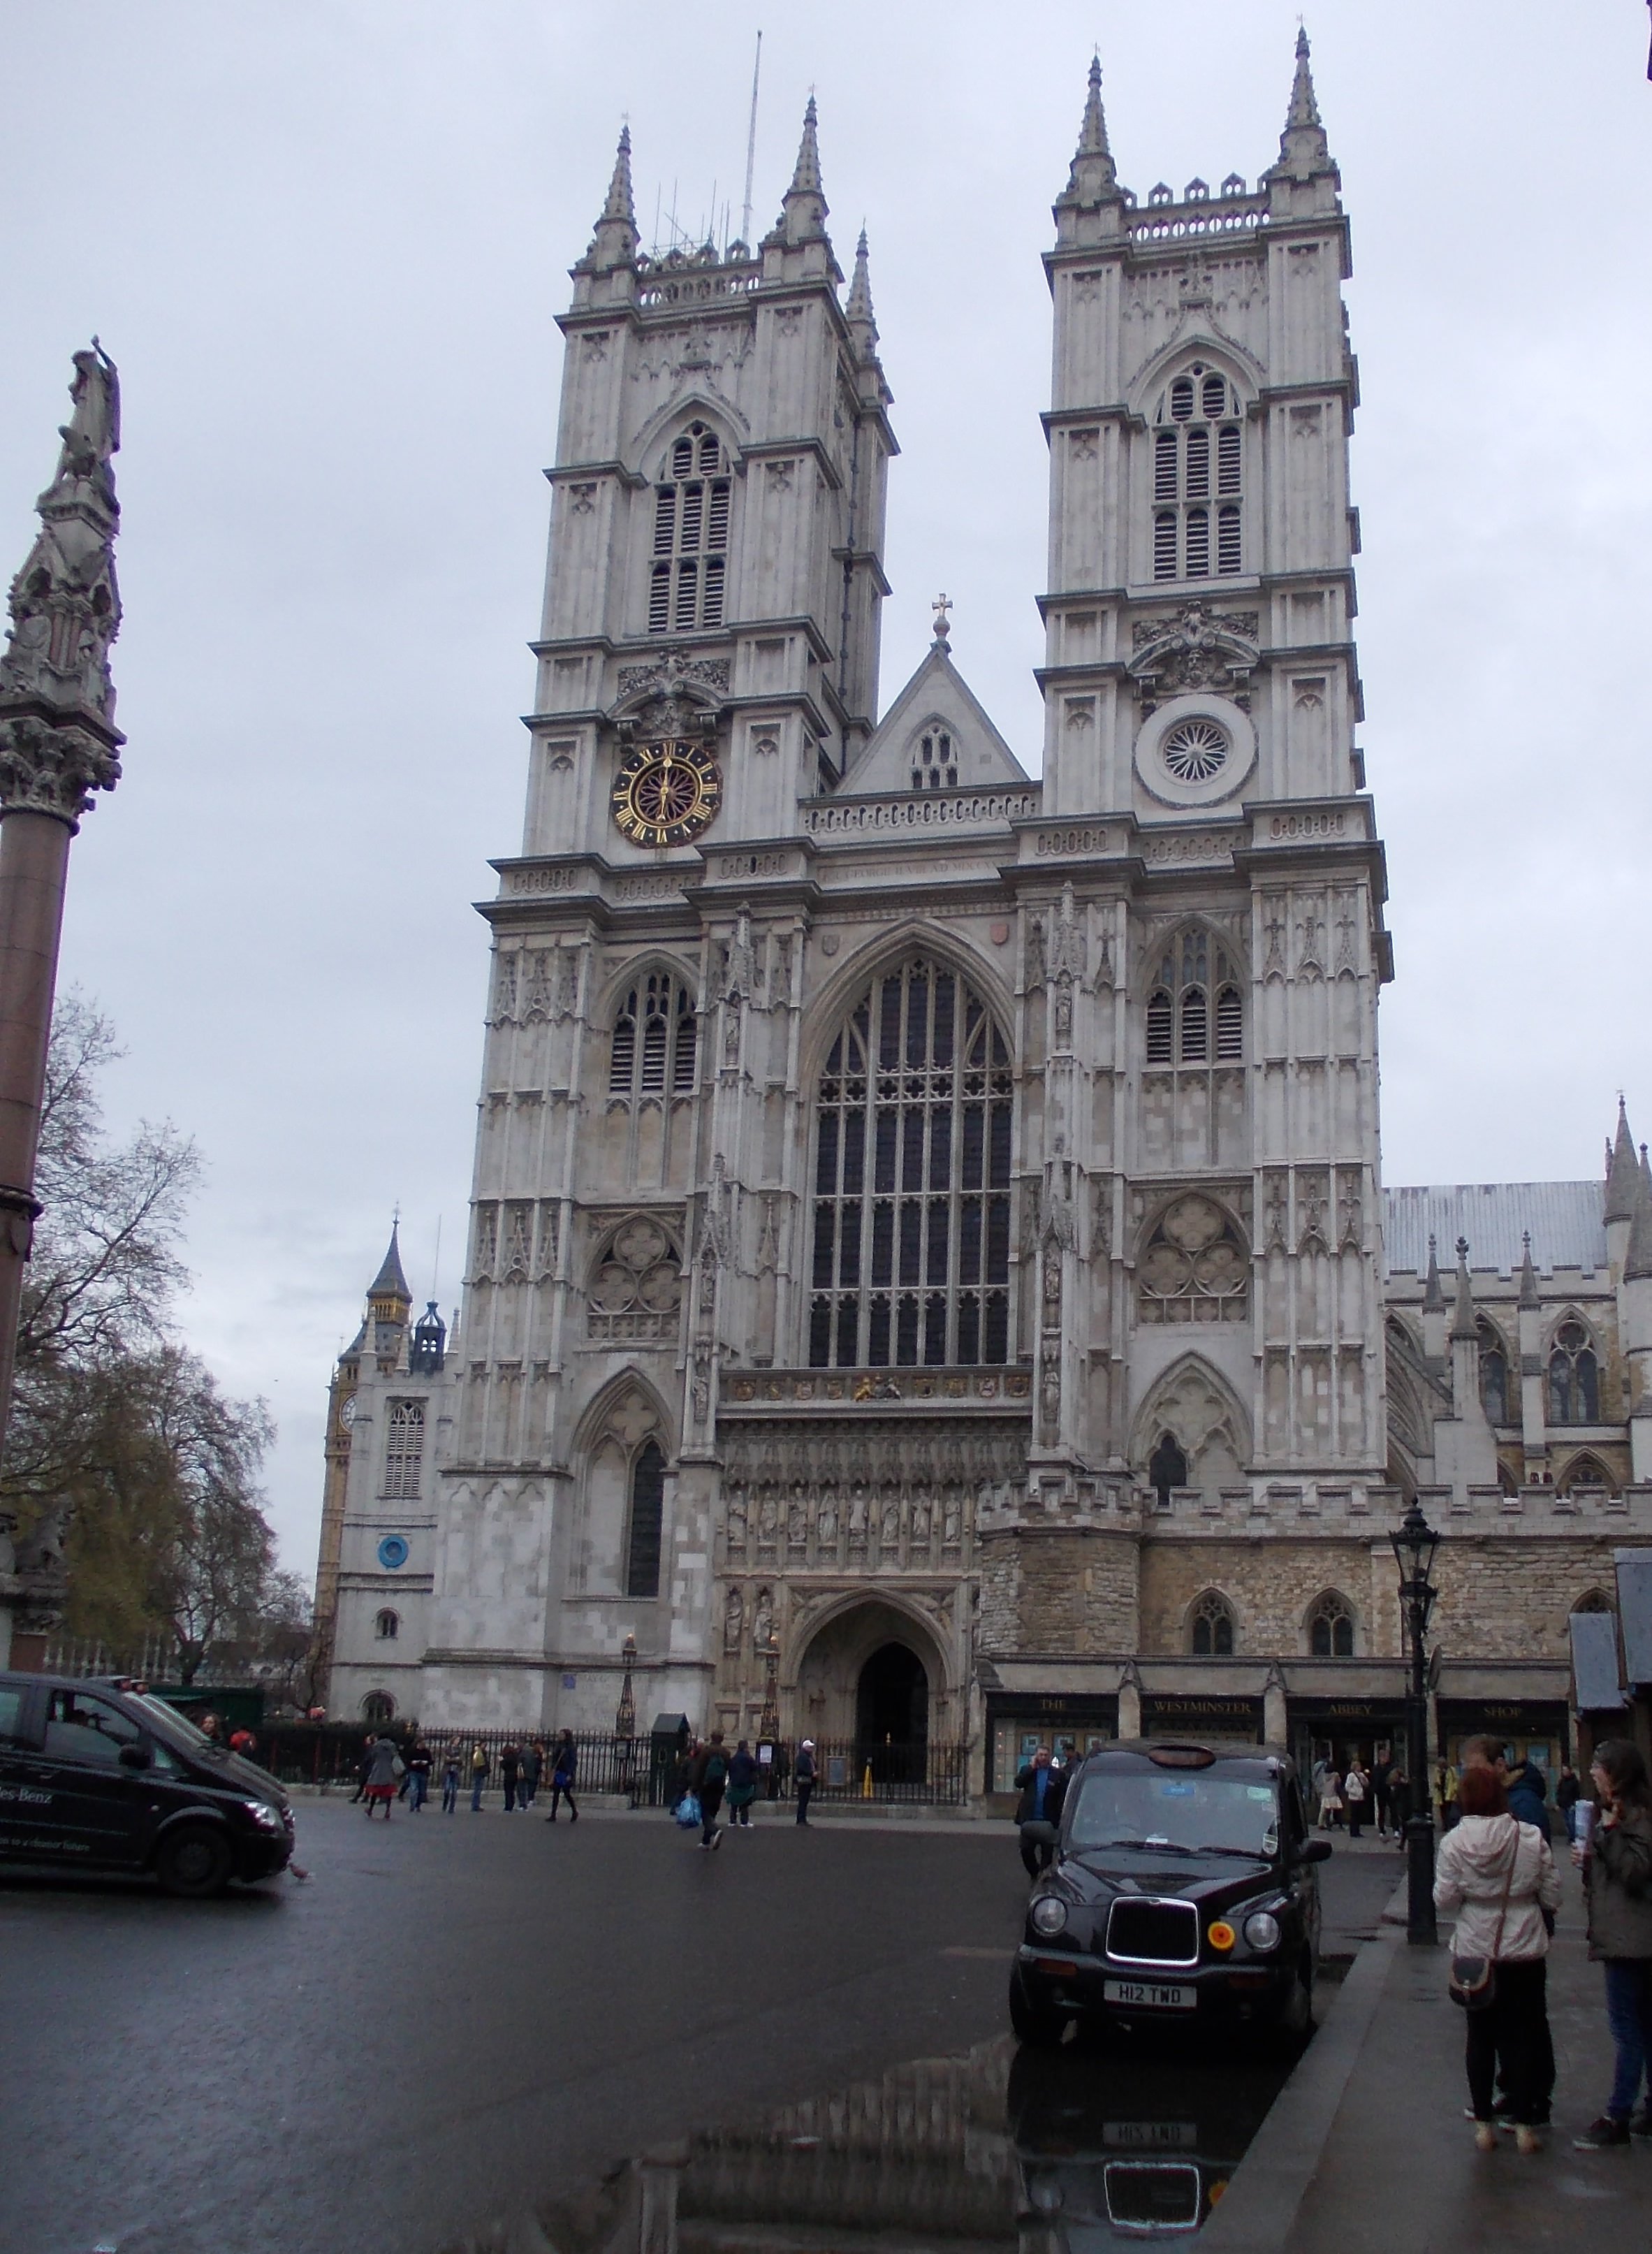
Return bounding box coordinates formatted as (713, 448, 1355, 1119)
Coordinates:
(0, 1685, 27, 1743)
(43, 1689, 144, 1766)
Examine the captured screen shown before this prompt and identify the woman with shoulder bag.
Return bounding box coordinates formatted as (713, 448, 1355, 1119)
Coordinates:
(1434, 1764, 1560, 2152)
(1571, 1739, 1652, 2150)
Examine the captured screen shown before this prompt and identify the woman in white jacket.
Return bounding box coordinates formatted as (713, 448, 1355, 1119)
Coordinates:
(1434, 1764, 1562, 2151)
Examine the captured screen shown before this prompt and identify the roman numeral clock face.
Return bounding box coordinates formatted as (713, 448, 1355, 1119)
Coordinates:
(610, 738, 722, 848)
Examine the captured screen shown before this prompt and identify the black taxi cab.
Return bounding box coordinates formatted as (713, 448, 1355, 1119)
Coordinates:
(0, 1672, 294, 1895)
(1011, 1740, 1328, 2051)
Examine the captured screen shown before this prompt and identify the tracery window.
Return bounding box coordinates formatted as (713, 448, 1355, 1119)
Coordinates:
(363, 1691, 395, 1722)
(1308, 1594, 1354, 1658)
(610, 970, 697, 1096)
(374, 1608, 400, 1641)
(381, 1402, 425, 1501)
(1151, 365, 1243, 583)
(1559, 1453, 1611, 1495)
(1190, 1590, 1236, 1657)
(912, 728, 957, 791)
(1547, 1319, 1600, 1425)
(807, 958, 1014, 1369)
(1573, 1587, 1615, 1614)
(1144, 927, 1243, 1067)
(1137, 1193, 1249, 1323)
(648, 422, 730, 634)
(1479, 1320, 1510, 1427)
(626, 1439, 666, 1598)
(588, 1218, 683, 1343)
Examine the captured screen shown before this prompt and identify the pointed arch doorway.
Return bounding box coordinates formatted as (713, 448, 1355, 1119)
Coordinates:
(856, 1642, 929, 1785)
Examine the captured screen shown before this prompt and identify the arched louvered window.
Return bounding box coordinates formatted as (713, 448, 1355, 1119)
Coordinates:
(375, 1608, 400, 1641)
(648, 422, 730, 634)
(1146, 929, 1242, 1070)
(911, 728, 957, 791)
(381, 1402, 425, 1501)
(610, 971, 697, 1096)
(1478, 1321, 1510, 1427)
(626, 1439, 666, 1597)
(1308, 1594, 1354, 1658)
(1548, 1319, 1600, 1425)
(1151, 364, 1243, 582)
(808, 958, 1014, 1369)
(1191, 1590, 1236, 1657)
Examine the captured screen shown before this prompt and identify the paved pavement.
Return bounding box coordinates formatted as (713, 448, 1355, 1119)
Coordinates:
(1207, 1856, 1652, 2253)
(0, 1796, 1397, 2254)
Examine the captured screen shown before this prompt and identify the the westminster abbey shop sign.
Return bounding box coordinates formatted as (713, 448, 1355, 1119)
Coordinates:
(312, 40, 1652, 1769)
(1142, 1695, 1264, 1743)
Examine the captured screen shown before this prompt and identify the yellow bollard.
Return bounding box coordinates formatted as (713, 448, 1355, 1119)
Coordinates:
(862, 1762, 873, 1797)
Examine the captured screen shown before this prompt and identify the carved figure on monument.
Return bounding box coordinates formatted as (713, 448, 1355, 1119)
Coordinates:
(912, 1492, 932, 1543)
(757, 1492, 779, 1542)
(787, 1489, 807, 1546)
(1041, 1351, 1061, 1441)
(1053, 981, 1073, 1046)
(752, 1587, 774, 1654)
(849, 1489, 868, 1543)
(879, 1493, 900, 1548)
(943, 1495, 963, 1547)
(725, 1490, 747, 1550)
(723, 1586, 743, 1653)
(1049, 882, 1087, 981)
(691, 1338, 712, 1425)
(817, 1493, 838, 1546)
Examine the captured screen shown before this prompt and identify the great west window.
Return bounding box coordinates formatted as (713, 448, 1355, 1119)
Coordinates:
(808, 959, 1014, 1368)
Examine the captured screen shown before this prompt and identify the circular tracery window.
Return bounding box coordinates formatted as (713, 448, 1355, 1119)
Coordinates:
(1162, 718, 1229, 782)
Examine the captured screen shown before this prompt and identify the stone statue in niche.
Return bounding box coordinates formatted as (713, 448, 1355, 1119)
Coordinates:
(725, 1491, 747, 1550)
(723, 1587, 743, 1653)
(758, 1492, 779, 1542)
(1042, 1251, 1062, 1325)
(787, 1490, 807, 1546)
(692, 1340, 712, 1425)
(943, 1495, 963, 1546)
(1041, 1353, 1061, 1440)
(912, 1493, 933, 1543)
(849, 1490, 868, 1543)
(722, 994, 742, 1066)
(817, 1493, 838, 1545)
(1053, 982, 1073, 1046)
(879, 1494, 901, 1548)
(752, 1587, 774, 1654)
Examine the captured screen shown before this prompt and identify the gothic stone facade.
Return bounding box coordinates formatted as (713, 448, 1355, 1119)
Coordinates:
(319, 48, 1652, 1782)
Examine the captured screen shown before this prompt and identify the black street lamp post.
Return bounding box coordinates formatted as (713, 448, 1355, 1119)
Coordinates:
(1389, 1499, 1442, 1944)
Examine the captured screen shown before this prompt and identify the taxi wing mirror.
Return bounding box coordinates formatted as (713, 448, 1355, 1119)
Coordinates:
(1299, 1835, 1331, 1863)
(119, 1743, 153, 1771)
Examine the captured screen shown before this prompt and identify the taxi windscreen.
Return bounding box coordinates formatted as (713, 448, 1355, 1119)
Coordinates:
(1068, 1771, 1280, 1855)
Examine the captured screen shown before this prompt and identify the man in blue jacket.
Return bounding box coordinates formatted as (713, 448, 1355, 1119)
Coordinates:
(1014, 1747, 1067, 1879)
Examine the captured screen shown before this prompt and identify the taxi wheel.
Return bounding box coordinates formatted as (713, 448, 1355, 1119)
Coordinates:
(1268, 1958, 1315, 2057)
(156, 1825, 233, 1898)
(1009, 1965, 1067, 2050)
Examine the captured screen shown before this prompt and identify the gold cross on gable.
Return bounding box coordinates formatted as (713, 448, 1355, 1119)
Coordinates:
(932, 591, 952, 639)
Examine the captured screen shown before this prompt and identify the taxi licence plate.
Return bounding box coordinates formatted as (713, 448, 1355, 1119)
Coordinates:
(1103, 1978, 1195, 2011)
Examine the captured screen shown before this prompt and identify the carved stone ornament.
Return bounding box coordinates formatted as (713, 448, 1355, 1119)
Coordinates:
(0, 345, 125, 827)
(1127, 602, 1259, 717)
(615, 653, 730, 707)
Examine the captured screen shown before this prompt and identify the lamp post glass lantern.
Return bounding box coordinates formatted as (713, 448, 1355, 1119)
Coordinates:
(1389, 1500, 1442, 1944)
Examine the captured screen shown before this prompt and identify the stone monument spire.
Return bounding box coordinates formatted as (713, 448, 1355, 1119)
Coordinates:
(0, 345, 125, 1636)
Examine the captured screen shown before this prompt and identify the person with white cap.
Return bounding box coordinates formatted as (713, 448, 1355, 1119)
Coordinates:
(795, 1738, 817, 1825)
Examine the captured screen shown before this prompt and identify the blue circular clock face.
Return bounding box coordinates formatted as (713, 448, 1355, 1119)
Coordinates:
(377, 1534, 409, 1569)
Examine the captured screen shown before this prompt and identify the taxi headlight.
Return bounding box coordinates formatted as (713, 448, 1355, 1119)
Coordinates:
(244, 1800, 284, 1833)
(1030, 1895, 1069, 1938)
(1243, 1910, 1282, 1953)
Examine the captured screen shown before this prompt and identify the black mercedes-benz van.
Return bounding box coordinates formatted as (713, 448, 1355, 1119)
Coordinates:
(0, 1673, 294, 1896)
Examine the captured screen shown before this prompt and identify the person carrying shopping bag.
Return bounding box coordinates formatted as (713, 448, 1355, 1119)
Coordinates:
(1571, 1739, 1652, 2149)
(1434, 1763, 1560, 2153)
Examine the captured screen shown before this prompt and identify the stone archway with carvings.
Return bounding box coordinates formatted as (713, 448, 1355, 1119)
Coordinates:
(789, 1594, 953, 1754)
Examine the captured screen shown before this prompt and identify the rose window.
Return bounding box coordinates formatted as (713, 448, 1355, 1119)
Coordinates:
(588, 1217, 683, 1342)
(1162, 718, 1229, 783)
(1137, 1193, 1250, 1323)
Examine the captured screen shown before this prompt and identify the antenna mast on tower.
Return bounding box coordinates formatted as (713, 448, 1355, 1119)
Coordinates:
(740, 29, 763, 246)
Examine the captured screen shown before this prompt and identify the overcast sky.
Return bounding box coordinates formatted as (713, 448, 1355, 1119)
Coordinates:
(2, 3, 1648, 1580)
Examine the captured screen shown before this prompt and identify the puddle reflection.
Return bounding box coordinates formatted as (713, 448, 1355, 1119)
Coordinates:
(447, 2030, 1292, 2251)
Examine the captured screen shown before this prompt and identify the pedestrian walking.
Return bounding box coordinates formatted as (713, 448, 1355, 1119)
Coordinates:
(469, 1740, 490, 1812)
(726, 1739, 759, 1828)
(520, 1739, 543, 1811)
(1373, 1759, 1391, 1838)
(404, 1738, 432, 1812)
(546, 1729, 578, 1822)
(775, 1739, 793, 1802)
(441, 1743, 461, 1815)
(1345, 1760, 1370, 1840)
(1571, 1739, 1652, 2150)
(1434, 1764, 1560, 2153)
(1556, 1763, 1582, 1844)
(363, 1732, 403, 1820)
(1015, 1746, 1067, 1880)
(1319, 1769, 1344, 1829)
(349, 1732, 376, 1805)
(794, 1738, 817, 1824)
(1438, 1761, 1460, 1828)
(691, 1731, 729, 1848)
(500, 1740, 521, 1812)
(1388, 1763, 1412, 1852)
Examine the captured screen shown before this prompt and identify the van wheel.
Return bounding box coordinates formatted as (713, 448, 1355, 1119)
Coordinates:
(1009, 1965, 1068, 2050)
(156, 1825, 233, 1898)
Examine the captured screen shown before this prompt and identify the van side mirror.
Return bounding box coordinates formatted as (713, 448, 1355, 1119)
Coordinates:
(1299, 1835, 1331, 1863)
(119, 1743, 153, 1771)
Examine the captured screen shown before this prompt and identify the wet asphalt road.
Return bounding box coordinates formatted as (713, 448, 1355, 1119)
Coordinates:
(0, 1798, 1401, 2254)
